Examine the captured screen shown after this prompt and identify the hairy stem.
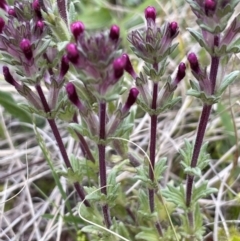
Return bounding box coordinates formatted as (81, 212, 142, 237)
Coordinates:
(185, 55, 219, 229)
(98, 101, 111, 228)
(35, 84, 90, 207)
(148, 82, 158, 212)
(148, 82, 163, 236)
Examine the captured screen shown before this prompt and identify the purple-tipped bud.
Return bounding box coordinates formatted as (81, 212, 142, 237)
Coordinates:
(109, 25, 120, 41)
(32, 0, 42, 19)
(113, 56, 127, 79)
(35, 20, 44, 33)
(205, 0, 216, 15)
(145, 6, 156, 22)
(169, 22, 178, 38)
(126, 88, 139, 108)
(32, 0, 40, 11)
(59, 55, 69, 79)
(8, 8, 16, 17)
(121, 54, 137, 79)
(20, 39, 33, 60)
(0, 0, 8, 11)
(3, 66, 18, 87)
(175, 62, 186, 84)
(66, 82, 82, 110)
(66, 43, 79, 64)
(122, 88, 139, 113)
(70, 21, 85, 41)
(0, 18, 5, 33)
(187, 52, 200, 73)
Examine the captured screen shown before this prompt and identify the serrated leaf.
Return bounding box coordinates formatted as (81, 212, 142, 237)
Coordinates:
(162, 184, 186, 209)
(84, 186, 101, 201)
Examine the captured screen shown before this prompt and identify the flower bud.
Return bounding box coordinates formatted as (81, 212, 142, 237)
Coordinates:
(0, 0, 8, 11)
(35, 20, 44, 34)
(169, 22, 178, 38)
(3, 66, 18, 87)
(59, 55, 69, 79)
(113, 56, 126, 79)
(109, 25, 120, 41)
(175, 62, 186, 84)
(145, 6, 156, 22)
(66, 43, 79, 64)
(122, 87, 139, 114)
(66, 82, 84, 112)
(187, 52, 200, 73)
(121, 54, 137, 79)
(32, 0, 42, 19)
(20, 39, 33, 60)
(8, 8, 16, 17)
(0, 18, 5, 33)
(205, 0, 216, 15)
(32, 0, 40, 11)
(70, 21, 85, 41)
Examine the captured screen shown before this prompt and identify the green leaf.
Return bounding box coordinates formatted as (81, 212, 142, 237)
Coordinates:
(154, 158, 167, 180)
(217, 71, 240, 96)
(191, 181, 217, 204)
(0, 90, 32, 123)
(162, 184, 186, 210)
(84, 186, 101, 201)
(135, 227, 159, 241)
(187, 28, 209, 51)
(68, 2, 76, 24)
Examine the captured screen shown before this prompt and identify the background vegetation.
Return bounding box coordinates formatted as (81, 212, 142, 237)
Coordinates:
(1, 0, 240, 240)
